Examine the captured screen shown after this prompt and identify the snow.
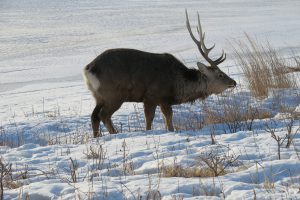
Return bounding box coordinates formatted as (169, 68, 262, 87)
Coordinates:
(1, 0, 300, 199)
(2, 129, 300, 199)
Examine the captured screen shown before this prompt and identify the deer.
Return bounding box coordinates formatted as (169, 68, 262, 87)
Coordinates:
(83, 11, 236, 137)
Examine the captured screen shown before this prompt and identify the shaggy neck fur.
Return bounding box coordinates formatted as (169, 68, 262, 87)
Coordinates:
(174, 70, 210, 104)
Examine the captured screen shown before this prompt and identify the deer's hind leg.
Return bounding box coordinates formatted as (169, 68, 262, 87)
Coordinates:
(99, 100, 123, 134)
(91, 104, 102, 137)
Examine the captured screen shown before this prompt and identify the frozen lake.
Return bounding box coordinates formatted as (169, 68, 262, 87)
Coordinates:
(1, 0, 300, 93)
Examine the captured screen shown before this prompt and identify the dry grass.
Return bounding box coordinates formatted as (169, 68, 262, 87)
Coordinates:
(289, 54, 300, 72)
(162, 165, 216, 178)
(172, 90, 273, 134)
(203, 93, 272, 133)
(233, 34, 298, 98)
(163, 150, 239, 178)
(173, 104, 204, 131)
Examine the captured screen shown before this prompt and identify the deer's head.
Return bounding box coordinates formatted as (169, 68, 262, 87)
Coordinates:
(186, 10, 236, 94)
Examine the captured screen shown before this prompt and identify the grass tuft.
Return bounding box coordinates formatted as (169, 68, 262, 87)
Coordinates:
(233, 34, 298, 98)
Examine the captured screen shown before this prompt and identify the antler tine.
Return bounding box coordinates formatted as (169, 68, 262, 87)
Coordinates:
(214, 50, 226, 65)
(197, 13, 215, 55)
(185, 10, 200, 46)
(185, 10, 227, 66)
(197, 13, 227, 65)
(186, 10, 214, 65)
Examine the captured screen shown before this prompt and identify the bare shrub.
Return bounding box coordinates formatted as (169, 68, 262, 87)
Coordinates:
(163, 149, 239, 178)
(233, 34, 298, 98)
(281, 108, 300, 148)
(264, 121, 286, 160)
(0, 158, 16, 200)
(199, 151, 239, 177)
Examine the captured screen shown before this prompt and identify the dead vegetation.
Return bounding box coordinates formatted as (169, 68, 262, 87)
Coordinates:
(264, 121, 287, 160)
(173, 105, 204, 131)
(202, 92, 272, 133)
(233, 34, 298, 98)
(163, 148, 240, 178)
(162, 165, 215, 178)
(198, 151, 240, 177)
(0, 158, 19, 200)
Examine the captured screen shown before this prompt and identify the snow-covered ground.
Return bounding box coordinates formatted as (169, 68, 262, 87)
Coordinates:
(1, 0, 300, 199)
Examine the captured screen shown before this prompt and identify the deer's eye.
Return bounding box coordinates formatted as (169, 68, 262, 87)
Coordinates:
(218, 74, 224, 78)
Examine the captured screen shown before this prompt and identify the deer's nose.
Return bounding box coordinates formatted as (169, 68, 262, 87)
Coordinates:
(233, 80, 237, 87)
(229, 80, 237, 88)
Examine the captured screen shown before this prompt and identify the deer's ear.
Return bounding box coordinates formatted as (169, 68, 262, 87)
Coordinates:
(197, 62, 209, 74)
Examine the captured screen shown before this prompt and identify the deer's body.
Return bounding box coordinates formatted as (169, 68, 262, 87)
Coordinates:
(85, 49, 208, 105)
(84, 11, 236, 137)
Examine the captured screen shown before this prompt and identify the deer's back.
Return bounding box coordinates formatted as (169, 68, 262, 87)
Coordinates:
(86, 49, 186, 103)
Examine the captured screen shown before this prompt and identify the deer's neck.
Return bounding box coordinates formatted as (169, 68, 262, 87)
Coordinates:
(174, 73, 209, 104)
